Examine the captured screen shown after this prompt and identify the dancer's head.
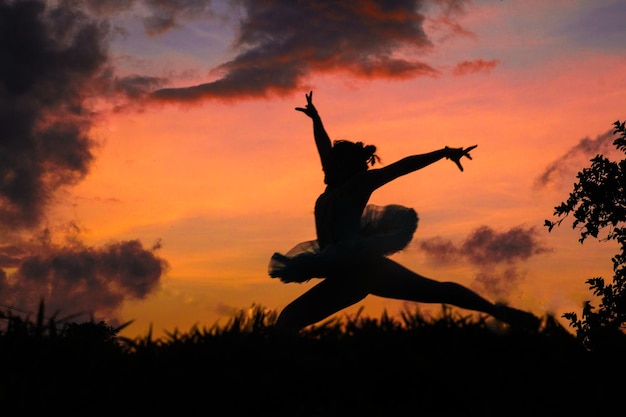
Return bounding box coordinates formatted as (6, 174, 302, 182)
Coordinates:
(324, 140, 378, 185)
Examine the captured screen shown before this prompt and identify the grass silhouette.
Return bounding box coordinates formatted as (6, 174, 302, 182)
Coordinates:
(0, 302, 620, 416)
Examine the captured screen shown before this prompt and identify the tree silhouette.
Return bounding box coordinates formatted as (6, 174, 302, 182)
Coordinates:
(546, 120, 626, 352)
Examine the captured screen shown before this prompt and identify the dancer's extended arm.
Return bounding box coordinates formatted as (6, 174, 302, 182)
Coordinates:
(295, 91, 333, 171)
(366, 145, 477, 189)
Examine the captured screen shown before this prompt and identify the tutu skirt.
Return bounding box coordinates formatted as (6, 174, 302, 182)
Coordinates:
(268, 204, 418, 283)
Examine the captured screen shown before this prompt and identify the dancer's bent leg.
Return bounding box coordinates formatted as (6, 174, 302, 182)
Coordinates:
(276, 277, 369, 332)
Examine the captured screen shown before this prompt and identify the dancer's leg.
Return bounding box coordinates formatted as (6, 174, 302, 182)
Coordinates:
(276, 277, 369, 332)
(365, 257, 540, 330)
(365, 257, 499, 315)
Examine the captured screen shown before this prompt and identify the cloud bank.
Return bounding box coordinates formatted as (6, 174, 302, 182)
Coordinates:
(0, 0, 165, 230)
(152, 0, 477, 102)
(0, 237, 167, 324)
(0, 0, 167, 323)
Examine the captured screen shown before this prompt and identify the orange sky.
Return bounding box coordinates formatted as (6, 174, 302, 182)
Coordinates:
(2, 0, 626, 340)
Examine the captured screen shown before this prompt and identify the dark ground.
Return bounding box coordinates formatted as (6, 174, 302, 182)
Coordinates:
(0, 309, 621, 416)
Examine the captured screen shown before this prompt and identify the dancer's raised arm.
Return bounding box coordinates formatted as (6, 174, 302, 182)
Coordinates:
(295, 91, 333, 172)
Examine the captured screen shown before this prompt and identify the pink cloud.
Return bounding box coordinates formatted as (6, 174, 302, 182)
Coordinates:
(452, 58, 500, 76)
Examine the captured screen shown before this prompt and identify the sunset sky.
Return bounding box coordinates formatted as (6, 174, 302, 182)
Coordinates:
(1, 0, 625, 339)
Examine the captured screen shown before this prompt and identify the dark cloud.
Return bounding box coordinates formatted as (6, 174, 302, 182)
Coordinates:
(0, 0, 164, 230)
(472, 266, 526, 300)
(84, 0, 135, 16)
(426, 0, 476, 42)
(83, 0, 221, 36)
(0, 0, 168, 325)
(0, 237, 168, 323)
(534, 129, 616, 189)
(141, 0, 217, 36)
(417, 225, 549, 298)
(114, 74, 165, 99)
(0, 0, 168, 229)
(461, 225, 549, 265)
(419, 225, 549, 266)
(418, 235, 459, 263)
(152, 0, 471, 102)
(0, 0, 105, 228)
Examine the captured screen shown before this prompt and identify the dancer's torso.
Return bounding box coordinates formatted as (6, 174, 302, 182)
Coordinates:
(314, 173, 372, 250)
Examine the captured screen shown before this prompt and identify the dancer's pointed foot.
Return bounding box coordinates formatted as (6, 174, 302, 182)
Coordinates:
(494, 303, 541, 332)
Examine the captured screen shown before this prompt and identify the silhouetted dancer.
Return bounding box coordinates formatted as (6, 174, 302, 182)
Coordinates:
(269, 91, 539, 333)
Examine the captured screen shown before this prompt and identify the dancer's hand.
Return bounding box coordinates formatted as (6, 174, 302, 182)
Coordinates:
(445, 145, 477, 172)
(295, 91, 318, 118)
